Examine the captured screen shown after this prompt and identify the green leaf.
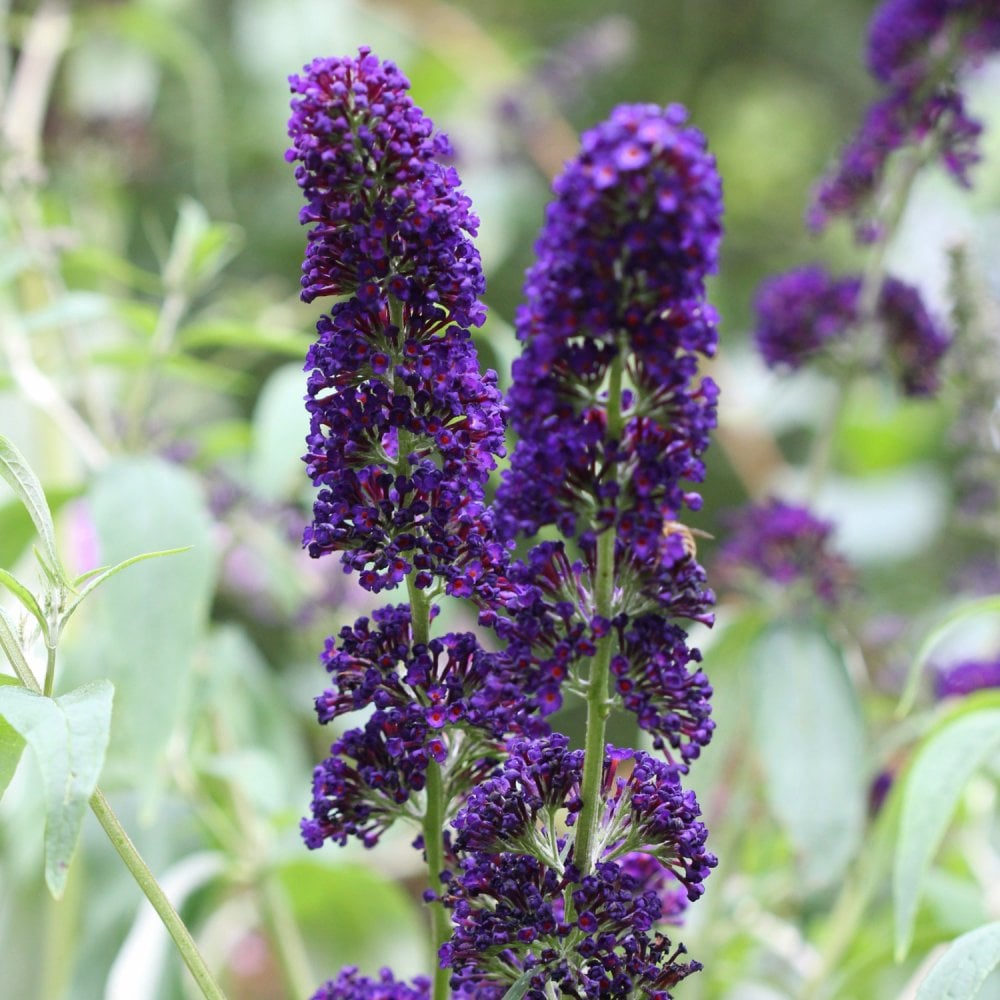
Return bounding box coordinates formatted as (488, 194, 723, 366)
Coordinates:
(61, 546, 191, 628)
(0, 676, 26, 800)
(21, 291, 110, 332)
(0, 679, 114, 897)
(915, 922, 1000, 1000)
(894, 706, 1000, 960)
(751, 623, 867, 891)
(250, 362, 310, 501)
(67, 458, 215, 803)
(897, 596, 1000, 718)
(0, 567, 47, 635)
(0, 436, 66, 585)
(164, 198, 242, 294)
(178, 320, 311, 357)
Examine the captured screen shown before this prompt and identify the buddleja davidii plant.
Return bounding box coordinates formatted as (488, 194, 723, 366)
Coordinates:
(0, 435, 226, 1000)
(288, 51, 725, 999)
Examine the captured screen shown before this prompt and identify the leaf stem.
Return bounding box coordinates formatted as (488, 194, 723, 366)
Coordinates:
(89, 787, 228, 1000)
(43, 642, 55, 697)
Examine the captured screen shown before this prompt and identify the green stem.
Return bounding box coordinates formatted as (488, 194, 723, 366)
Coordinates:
(407, 578, 449, 1000)
(258, 873, 314, 1000)
(572, 352, 623, 875)
(88, 789, 228, 1000)
(43, 643, 55, 697)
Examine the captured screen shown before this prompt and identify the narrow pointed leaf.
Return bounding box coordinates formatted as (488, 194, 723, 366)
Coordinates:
(0, 436, 66, 584)
(61, 546, 191, 628)
(0, 568, 47, 635)
(0, 679, 114, 897)
(500, 972, 535, 1000)
(915, 922, 1000, 999)
(0, 676, 26, 800)
(895, 706, 1000, 960)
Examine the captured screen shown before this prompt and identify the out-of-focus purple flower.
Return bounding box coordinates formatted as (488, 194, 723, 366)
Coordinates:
(878, 276, 952, 396)
(753, 267, 950, 396)
(754, 266, 861, 371)
(619, 853, 690, 925)
(312, 966, 430, 1000)
(811, 0, 1000, 238)
(496, 102, 723, 550)
(288, 51, 508, 594)
(933, 655, 1000, 698)
(714, 499, 854, 607)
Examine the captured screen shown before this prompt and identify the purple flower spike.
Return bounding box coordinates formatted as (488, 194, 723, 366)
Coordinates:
(289, 51, 508, 594)
(497, 102, 723, 547)
(877, 276, 951, 397)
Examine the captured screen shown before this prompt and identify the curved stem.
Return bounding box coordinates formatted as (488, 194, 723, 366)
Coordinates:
(572, 351, 623, 875)
(89, 788, 228, 1000)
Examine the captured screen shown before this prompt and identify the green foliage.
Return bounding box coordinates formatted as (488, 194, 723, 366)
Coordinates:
(915, 922, 1000, 1000)
(0, 680, 114, 898)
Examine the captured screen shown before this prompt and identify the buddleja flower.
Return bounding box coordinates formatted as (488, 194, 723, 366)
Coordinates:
(288, 49, 506, 593)
(754, 266, 951, 397)
(810, 0, 1000, 237)
(496, 101, 722, 550)
(302, 605, 554, 850)
(442, 736, 715, 997)
(714, 498, 853, 607)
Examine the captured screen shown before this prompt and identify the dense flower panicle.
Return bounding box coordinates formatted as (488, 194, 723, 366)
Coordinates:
(753, 267, 951, 396)
(934, 655, 1000, 698)
(754, 266, 861, 370)
(714, 499, 853, 607)
(618, 853, 690, 924)
(312, 967, 430, 1000)
(441, 851, 702, 998)
(482, 542, 714, 763)
(451, 738, 715, 897)
(811, 0, 1000, 237)
(303, 606, 558, 851)
(287, 50, 485, 326)
(497, 102, 723, 546)
(290, 52, 507, 594)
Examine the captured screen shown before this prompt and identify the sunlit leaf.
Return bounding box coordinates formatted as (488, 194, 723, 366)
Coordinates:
(751, 623, 867, 890)
(0, 680, 114, 897)
(915, 922, 1000, 999)
(0, 568, 47, 636)
(895, 703, 1000, 960)
(0, 436, 67, 586)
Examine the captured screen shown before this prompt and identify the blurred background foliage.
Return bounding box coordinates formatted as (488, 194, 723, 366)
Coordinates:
(1, 0, 999, 998)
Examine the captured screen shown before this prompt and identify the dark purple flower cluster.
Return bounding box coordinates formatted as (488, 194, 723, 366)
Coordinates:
(934, 655, 1000, 698)
(496, 101, 723, 551)
(810, 0, 1000, 237)
(442, 738, 714, 997)
(754, 267, 950, 397)
(714, 499, 853, 607)
(312, 967, 430, 1000)
(289, 51, 507, 593)
(303, 605, 555, 850)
